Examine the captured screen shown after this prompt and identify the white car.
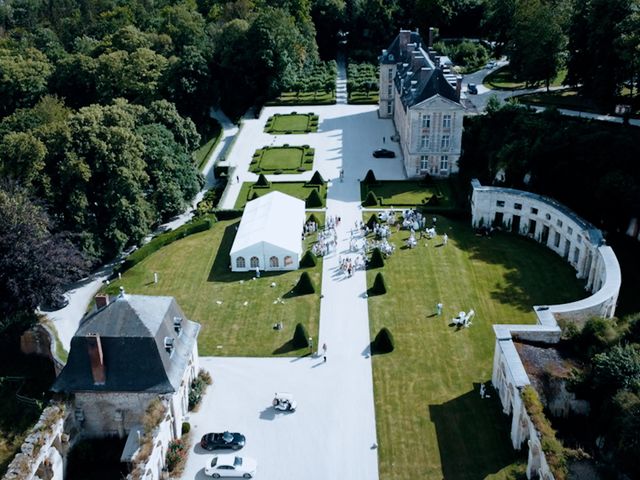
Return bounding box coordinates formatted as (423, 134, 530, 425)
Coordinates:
(205, 454, 257, 478)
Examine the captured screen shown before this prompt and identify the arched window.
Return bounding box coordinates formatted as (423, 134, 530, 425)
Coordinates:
(284, 256, 293, 266)
(236, 257, 246, 268)
(250, 256, 259, 268)
(269, 256, 279, 268)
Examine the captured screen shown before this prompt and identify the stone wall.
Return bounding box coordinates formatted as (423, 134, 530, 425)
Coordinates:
(2, 403, 72, 480)
(476, 179, 622, 479)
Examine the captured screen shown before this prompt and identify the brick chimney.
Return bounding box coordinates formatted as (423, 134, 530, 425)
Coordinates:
(87, 333, 106, 385)
(428, 27, 435, 48)
(456, 76, 463, 100)
(95, 294, 109, 309)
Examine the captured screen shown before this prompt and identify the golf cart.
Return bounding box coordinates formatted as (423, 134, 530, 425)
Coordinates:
(273, 392, 297, 412)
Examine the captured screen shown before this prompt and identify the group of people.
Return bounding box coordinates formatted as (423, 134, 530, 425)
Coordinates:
(311, 227, 338, 257)
(338, 255, 365, 277)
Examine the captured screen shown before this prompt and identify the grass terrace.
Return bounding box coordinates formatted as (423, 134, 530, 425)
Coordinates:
(365, 216, 586, 480)
(265, 113, 319, 134)
(484, 65, 567, 90)
(235, 182, 327, 209)
(250, 146, 314, 174)
(102, 219, 322, 357)
(362, 180, 455, 208)
(266, 91, 336, 106)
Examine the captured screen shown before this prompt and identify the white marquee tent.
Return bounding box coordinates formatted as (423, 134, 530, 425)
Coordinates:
(230, 191, 306, 272)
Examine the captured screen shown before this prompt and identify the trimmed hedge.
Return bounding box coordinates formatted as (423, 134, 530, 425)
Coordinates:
(306, 188, 323, 208)
(293, 323, 310, 348)
(363, 190, 379, 207)
(372, 327, 395, 354)
(118, 216, 215, 273)
(368, 247, 385, 268)
(370, 272, 388, 295)
(299, 250, 318, 268)
(255, 173, 271, 187)
(295, 271, 316, 294)
(307, 170, 325, 185)
(212, 209, 243, 220)
(363, 169, 377, 184)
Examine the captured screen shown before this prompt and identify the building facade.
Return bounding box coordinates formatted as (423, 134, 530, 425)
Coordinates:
(379, 29, 465, 177)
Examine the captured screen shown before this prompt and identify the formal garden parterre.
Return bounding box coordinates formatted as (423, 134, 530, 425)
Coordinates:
(264, 113, 319, 134)
(249, 145, 315, 174)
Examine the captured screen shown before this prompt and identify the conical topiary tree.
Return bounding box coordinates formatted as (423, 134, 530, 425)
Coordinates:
(305, 188, 323, 208)
(307, 170, 325, 185)
(295, 271, 316, 294)
(372, 327, 395, 354)
(293, 323, 310, 348)
(299, 250, 317, 268)
(306, 213, 320, 226)
(363, 191, 378, 207)
(255, 173, 270, 187)
(250, 191, 260, 201)
(370, 272, 387, 295)
(363, 169, 377, 184)
(366, 213, 380, 230)
(368, 247, 385, 268)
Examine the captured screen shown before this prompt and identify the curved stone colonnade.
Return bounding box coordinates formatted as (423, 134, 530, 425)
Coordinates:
(470, 179, 622, 480)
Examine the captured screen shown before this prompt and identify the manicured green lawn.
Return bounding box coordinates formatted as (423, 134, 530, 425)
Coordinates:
(265, 113, 319, 134)
(250, 146, 313, 174)
(362, 180, 454, 208)
(366, 216, 586, 480)
(516, 89, 640, 118)
(484, 66, 567, 90)
(102, 219, 322, 357)
(266, 91, 336, 106)
(234, 182, 327, 209)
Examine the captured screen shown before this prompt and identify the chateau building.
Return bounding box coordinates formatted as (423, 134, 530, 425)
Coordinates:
(379, 29, 465, 177)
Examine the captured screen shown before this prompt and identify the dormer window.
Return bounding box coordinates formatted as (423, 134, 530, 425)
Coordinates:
(173, 317, 183, 335)
(164, 337, 175, 355)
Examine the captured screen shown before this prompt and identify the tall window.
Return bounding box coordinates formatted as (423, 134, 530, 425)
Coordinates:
(440, 155, 448, 171)
(236, 257, 245, 268)
(421, 114, 431, 128)
(420, 155, 429, 171)
(250, 256, 259, 268)
(284, 256, 293, 266)
(387, 84, 392, 95)
(387, 103, 392, 115)
(420, 135, 429, 149)
(388, 69, 393, 80)
(441, 135, 450, 150)
(442, 114, 451, 129)
(269, 256, 279, 268)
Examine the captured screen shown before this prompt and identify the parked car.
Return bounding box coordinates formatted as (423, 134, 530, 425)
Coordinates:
(485, 61, 497, 69)
(40, 292, 69, 311)
(200, 431, 246, 451)
(373, 149, 396, 158)
(467, 83, 478, 95)
(205, 454, 257, 478)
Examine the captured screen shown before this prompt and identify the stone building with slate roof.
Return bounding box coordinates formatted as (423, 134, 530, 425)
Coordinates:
(379, 28, 465, 177)
(52, 289, 200, 440)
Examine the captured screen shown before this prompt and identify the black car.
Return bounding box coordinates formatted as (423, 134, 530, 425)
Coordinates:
(200, 431, 246, 451)
(373, 149, 396, 158)
(467, 83, 478, 95)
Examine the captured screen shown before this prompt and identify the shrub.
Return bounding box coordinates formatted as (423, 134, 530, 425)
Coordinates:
(370, 272, 387, 295)
(307, 170, 325, 185)
(363, 191, 379, 207)
(372, 327, 395, 354)
(255, 173, 270, 187)
(212, 209, 243, 220)
(274, 169, 283, 174)
(250, 191, 260, 201)
(366, 213, 380, 230)
(166, 438, 188, 473)
(363, 169, 377, 184)
(118, 217, 214, 273)
(299, 250, 317, 267)
(295, 271, 316, 294)
(368, 247, 385, 268)
(293, 323, 310, 348)
(181, 422, 191, 434)
(305, 188, 323, 208)
(188, 370, 212, 411)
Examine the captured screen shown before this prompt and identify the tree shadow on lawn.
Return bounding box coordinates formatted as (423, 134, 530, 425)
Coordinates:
(207, 222, 291, 283)
(429, 385, 526, 480)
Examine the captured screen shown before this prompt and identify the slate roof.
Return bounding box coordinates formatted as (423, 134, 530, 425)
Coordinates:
(52, 294, 200, 394)
(381, 30, 461, 109)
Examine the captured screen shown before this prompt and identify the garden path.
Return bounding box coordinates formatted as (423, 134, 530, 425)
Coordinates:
(336, 54, 348, 104)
